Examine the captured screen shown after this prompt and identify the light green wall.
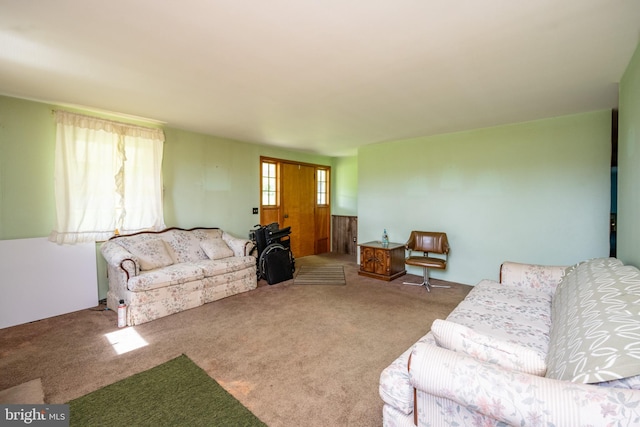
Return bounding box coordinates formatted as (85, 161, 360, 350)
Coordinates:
(162, 127, 331, 237)
(617, 41, 640, 268)
(0, 95, 332, 299)
(0, 97, 57, 239)
(331, 155, 358, 216)
(358, 111, 612, 285)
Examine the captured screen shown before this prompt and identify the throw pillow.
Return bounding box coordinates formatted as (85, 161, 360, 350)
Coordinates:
(201, 238, 234, 260)
(431, 319, 547, 376)
(499, 261, 568, 296)
(129, 239, 174, 271)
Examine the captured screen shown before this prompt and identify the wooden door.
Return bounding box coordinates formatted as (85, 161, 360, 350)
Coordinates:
(281, 163, 316, 258)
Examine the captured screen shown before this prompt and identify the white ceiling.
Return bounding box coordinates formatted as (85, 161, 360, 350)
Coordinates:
(1, 1, 639, 157)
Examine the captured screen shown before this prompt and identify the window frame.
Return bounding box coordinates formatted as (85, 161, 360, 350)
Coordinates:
(260, 159, 279, 207)
(316, 167, 330, 206)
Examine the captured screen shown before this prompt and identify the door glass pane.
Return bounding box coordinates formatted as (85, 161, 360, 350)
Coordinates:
(262, 162, 277, 206)
(316, 169, 327, 205)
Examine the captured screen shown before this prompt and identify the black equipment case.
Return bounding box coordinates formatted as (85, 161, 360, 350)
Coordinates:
(263, 249, 294, 285)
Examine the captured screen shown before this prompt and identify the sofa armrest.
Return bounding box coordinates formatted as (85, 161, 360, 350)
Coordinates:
(410, 343, 640, 426)
(222, 231, 255, 257)
(379, 333, 439, 418)
(499, 261, 567, 294)
(100, 241, 138, 280)
(379, 347, 415, 415)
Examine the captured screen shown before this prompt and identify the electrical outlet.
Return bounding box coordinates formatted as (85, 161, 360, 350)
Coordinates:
(353, 237, 356, 242)
(252, 207, 259, 214)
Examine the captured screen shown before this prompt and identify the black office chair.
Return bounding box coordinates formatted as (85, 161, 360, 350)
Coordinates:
(402, 231, 450, 292)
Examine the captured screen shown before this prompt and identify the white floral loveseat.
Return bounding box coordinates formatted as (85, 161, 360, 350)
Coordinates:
(101, 227, 256, 326)
(380, 257, 640, 426)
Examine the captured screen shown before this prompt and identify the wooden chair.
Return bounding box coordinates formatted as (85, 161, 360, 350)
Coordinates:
(403, 231, 450, 291)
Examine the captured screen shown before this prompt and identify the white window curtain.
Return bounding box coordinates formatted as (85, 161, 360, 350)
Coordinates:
(49, 111, 166, 244)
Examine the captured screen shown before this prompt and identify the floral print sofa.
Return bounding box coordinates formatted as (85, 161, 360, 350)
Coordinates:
(101, 227, 256, 326)
(380, 257, 640, 426)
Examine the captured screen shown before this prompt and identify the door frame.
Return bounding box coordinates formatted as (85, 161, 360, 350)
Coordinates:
(259, 156, 331, 257)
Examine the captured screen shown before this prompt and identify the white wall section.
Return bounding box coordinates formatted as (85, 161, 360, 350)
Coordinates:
(0, 238, 98, 329)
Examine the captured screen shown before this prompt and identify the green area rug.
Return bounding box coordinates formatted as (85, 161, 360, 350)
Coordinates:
(68, 354, 266, 427)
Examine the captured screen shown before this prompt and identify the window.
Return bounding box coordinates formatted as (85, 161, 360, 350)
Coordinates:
(261, 160, 277, 206)
(49, 111, 165, 244)
(317, 168, 329, 205)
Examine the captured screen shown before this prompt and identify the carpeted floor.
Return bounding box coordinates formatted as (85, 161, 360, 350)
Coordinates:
(0, 252, 472, 427)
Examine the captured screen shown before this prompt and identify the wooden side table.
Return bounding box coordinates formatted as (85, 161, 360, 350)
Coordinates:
(358, 241, 407, 281)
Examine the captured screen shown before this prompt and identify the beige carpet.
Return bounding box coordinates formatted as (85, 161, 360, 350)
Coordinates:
(0, 253, 471, 427)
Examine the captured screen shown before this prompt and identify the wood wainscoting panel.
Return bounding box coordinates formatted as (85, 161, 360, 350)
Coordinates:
(332, 215, 358, 255)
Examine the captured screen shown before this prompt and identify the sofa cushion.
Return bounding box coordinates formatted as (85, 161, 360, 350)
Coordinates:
(112, 233, 157, 254)
(191, 228, 223, 240)
(128, 238, 174, 271)
(431, 319, 547, 375)
(446, 280, 553, 357)
(546, 257, 640, 383)
(192, 256, 256, 276)
(127, 263, 205, 292)
(201, 238, 234, 260)
(162, 229, 208, 263)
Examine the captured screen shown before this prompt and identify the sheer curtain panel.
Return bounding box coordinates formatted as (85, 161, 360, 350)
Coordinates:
(49, 111, 165, 244)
